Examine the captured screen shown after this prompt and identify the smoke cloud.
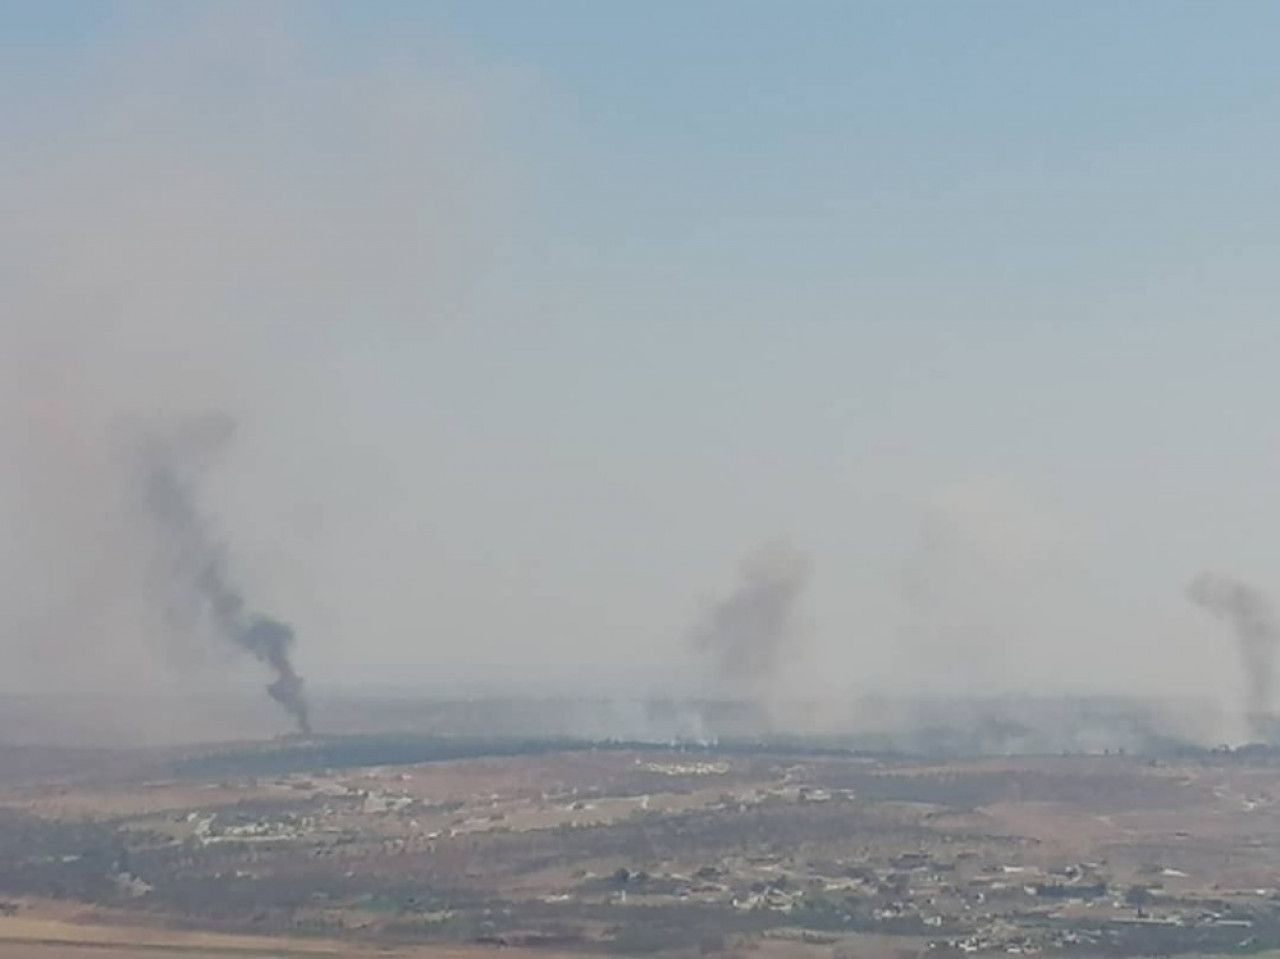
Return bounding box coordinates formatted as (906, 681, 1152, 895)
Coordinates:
(0, 6, 505, 733)
(1187, 572, 1279, 739)
(141, 418, 310, 735)
(689, 541, 812, 698)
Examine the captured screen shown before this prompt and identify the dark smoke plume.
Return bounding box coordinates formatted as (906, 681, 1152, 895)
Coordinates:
(690, 541, 812, 692)
(1187, 572, 1277, 740)
(141, 417, 311, 735)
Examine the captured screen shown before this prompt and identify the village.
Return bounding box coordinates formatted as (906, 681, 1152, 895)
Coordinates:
(1, 745, 1273, 955)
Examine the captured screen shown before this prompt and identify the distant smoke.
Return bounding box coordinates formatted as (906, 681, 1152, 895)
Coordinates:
(1187, 572, 1277, 739)
(689, 541, 812, 695)
(141, 417, 310, 735)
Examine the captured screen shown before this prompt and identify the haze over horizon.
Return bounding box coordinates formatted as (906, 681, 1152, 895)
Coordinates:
(4, 2, 1280, 743)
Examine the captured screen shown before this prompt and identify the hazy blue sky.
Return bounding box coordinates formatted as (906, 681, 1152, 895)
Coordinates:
(4, 3, 1280, 731)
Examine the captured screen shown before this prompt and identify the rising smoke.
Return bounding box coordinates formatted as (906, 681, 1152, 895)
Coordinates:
(689, 541, 812, 698)
(141, 418, 310, 735)
(1187, 572, 1279, 740)
(0, 7, 502, 738)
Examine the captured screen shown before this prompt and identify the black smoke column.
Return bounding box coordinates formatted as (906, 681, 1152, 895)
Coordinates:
(690, 541, 812, 693)
(1187, 571, 1277, 742)
(142, 417, 311, 735)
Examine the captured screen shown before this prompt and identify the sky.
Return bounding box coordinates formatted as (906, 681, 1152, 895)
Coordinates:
(3, 2, 1280, 734)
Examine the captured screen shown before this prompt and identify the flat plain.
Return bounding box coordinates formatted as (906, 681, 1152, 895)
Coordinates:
(3, 738, 1280, 958)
